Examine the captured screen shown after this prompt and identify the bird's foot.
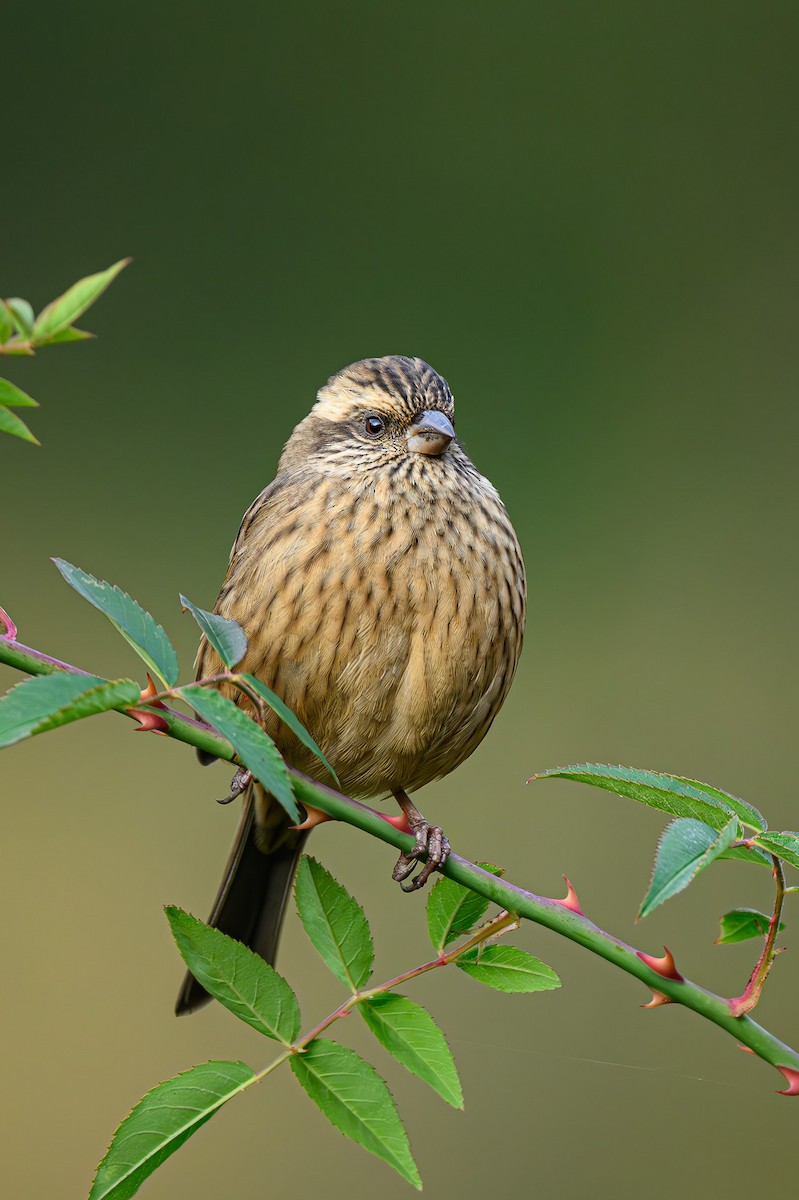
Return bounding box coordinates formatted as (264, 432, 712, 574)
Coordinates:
(391, 790, 450, 891)
(217, 766, 252, 805)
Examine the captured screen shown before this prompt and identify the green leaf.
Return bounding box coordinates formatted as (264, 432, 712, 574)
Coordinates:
(89, 1060, 255, 1200)
(0, 338, 34, 355)
(667, 775, 766, 832)
(0, 672, 140, 749)
(181, 685, 298, 820)
(36, 324, 94, 345)
(360, 993, 463, 1108)
(291, 1039, 421, 1189)
(294, 856, 373, 990)
(6, 298, 34, 336)
(718, 843, 772, 866)
(0, 302, 13, 343)
(166, 906, 300, 1042)
(243, 673, 338, 784)
(456, 945, 561, 993)
(531, 763, 765, 832)
(753, 831, 799, 871)
(639, 817, 739, 919)
(716, 908, 783, 945)
(32, 258, 130, 340)
(179, 594, 248, 670)
(0, 404, 39, 444)
(426, 864, 503, 953)
(52, 558, 179, 689)
(0, 377, 37, 407)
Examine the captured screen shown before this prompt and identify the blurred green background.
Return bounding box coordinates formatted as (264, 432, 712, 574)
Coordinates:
(2, 3, 798, 1196)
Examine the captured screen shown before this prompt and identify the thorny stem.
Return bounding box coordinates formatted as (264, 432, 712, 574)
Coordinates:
(1, 633, 799, 1090)
(357, 910, 520, 1001)
(729, 855, 787, 1017)
(291, 911, 517, 1050)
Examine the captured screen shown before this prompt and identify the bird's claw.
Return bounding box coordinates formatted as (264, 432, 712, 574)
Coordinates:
(217, 766, 252, 805)
(392, 823, 450, 891)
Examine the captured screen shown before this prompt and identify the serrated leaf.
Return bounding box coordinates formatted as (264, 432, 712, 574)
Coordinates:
(0, 404, 38, 444)
(0, 377, 37, 407)
(291, 1039, 421, 1189)
(166, 906, 300, 1042)
(0, 302, 13, 343)
(181, 685, 299, 822)
(753, 831, 799, 871)
(89, 1060, 255, 1200)
(295, 856, 373, 990)
(716, 908, 783, 945)
(531, 763, 765, 832)
(360, 993, 463, 1108)
(180, 594, 248, 670)
(426, 864, 503, 953)
(456, 945, 561, 993)
(0, 672, 140, 749)
(53, 558, 179, 689)
(243, 673, 338, 784)
(36, 324, 94, 345)
(6, 298, 34, 336)
(32, 258, 130, 340)
(639, 817, 739, 919)
(666, 775, 766, 832)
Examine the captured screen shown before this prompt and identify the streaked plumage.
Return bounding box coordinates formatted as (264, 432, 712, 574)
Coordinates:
(177, 356, 526, 1014)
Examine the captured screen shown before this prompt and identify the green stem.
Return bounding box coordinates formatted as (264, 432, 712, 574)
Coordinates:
(2, 635, 798, 1086)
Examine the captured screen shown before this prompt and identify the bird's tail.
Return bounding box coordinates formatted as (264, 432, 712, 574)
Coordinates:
(175, 783, 307, 1015)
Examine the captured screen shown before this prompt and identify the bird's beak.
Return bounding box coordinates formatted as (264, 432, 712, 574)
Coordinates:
(406, 410, 455, 457)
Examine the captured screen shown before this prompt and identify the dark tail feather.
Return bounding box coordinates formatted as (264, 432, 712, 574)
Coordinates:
(175, 789, 307, 1015)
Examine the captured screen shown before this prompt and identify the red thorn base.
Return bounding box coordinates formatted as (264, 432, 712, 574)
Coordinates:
(642, 990, 672, 1008)
(139, 673, 167, 708)
(291, 804, 335, 832)
(776, 1066, 799, 1096)
(550, 875, 584, 915)
(382, 811, 412, 835)
(127, 707, 170, 734)
(636, 946, 683, 981)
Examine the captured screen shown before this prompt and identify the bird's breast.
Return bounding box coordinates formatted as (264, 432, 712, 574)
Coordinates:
(218, 464, 525, 799)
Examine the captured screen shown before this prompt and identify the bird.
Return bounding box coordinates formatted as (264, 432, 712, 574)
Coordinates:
(176, 355, 526, 1014)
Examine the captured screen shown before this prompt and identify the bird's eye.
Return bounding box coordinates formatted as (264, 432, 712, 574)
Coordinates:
(363, 414, 385, 437)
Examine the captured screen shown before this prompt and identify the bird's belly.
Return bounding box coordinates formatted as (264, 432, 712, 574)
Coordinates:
(272, 540, 514, 798)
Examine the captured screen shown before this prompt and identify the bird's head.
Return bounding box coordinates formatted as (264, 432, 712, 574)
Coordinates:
(279, 356, 459, 476)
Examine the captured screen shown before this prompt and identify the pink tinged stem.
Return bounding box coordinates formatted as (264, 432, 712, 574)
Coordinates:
(728, 856, 786, 1017)
(0, 605, 18, 641)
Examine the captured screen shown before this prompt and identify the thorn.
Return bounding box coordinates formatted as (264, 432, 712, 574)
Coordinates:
(552, 875, 584, 915)
(382, 810, 412, 835)
(737, 1044, 757, 1055)
(776, 1066, 799, 1096)
(127, 706, 170, 734)
(642, 990, 672, 1008)
(636, 946, 683, 981)
(139, 673, 166, 708)
(291, 803, 335, 831)
(0, 604, 17, 640)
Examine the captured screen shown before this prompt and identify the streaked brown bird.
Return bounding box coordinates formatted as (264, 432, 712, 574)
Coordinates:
(177, 356, 526, 1014)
